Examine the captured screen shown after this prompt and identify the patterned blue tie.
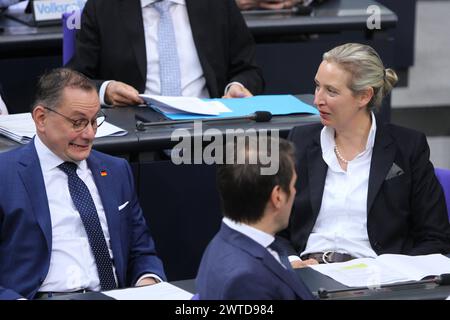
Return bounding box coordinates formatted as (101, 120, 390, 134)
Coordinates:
(153, 0, 182, 96)
(269, 237, 293, 270)
(58, 162, 116, 291)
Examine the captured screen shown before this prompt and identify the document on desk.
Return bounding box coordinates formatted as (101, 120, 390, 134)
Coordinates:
(310, 254, 450, 288)
(139, 94, 230, 116)
(139, 94, 319, 121)
(0, 112, 127, 144)
(163, 95, 319, 121)
(102, 282, 194, 300)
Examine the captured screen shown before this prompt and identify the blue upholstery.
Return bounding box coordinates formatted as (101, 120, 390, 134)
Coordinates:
(435, 167, 450, 220)
(191, 293, 200, 300)
(62, 11, 80, 66)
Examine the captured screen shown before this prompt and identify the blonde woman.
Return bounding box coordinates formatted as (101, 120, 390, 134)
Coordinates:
(284, 43, 450, 267)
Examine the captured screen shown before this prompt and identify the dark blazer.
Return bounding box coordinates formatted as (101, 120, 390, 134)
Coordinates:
(196, 223, 314, 300)
(285, 121, 450, 257)
(0, 141, 166, 300)
(69, 0, 264, 97)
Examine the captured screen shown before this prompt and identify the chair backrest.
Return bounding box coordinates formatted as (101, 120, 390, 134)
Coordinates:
(62, 11, 80, 66)
(435, 167, 450, 220)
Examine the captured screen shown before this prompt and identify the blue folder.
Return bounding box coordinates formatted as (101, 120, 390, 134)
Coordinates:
(162, 95, 318, 120)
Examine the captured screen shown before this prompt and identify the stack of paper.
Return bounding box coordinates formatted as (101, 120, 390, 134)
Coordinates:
(102, 282, 193, 300)
(139, 94, 230, 116)
(0, 112, 127, 144)
(139, 94, 319, 121)
(310, 253, 450, 287)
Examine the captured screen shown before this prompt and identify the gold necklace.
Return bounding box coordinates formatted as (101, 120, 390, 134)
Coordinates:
(334, 145, 349, 164)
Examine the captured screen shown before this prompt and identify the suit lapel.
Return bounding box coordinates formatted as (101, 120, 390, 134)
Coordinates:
(367, 124, 395, 213)
(17, 142, 52, 253)
(260, 253, 313, 298)
(120, 0, 147, 83)
(223, 225, 311, 299)
(307, 135, 328, 216)
(87, 154, 124, 286)
(185, 0, 217, 96)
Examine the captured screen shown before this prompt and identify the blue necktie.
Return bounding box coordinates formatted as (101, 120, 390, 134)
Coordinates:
(269, 237, 292, 270)
(58, 162, 116, 291)
(153, 0, 182, 96)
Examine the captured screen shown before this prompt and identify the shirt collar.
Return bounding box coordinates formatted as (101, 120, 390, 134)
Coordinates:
(320, 112, 377, 164)
(34, 134, 86, 173)
(222, 217, 274, 249)
(141, 0, 185, 8)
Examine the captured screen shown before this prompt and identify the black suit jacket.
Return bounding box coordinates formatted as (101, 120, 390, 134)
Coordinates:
(69, 0, 264, 97)
(284, 121, 450, 256)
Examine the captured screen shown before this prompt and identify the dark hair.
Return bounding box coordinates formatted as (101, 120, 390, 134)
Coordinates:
(31, 68, 96, 111)
(216, 137, 295, 224)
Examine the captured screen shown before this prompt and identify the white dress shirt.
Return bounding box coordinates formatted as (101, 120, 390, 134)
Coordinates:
(223, 217, 286, 268)
(301, 112, 379, 259)
(34, 135, 116, 292)
(0, 94, 8, 115)
(100, 0, 209, 104)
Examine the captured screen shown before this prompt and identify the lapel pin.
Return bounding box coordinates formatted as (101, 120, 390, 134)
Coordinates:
(100, 170, 108, 177)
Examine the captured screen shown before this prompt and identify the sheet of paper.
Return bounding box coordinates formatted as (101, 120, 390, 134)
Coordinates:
(376, 254, 450, 281)
(96, 121, 127, 137)
(310, 254, 450, 288)
(140, 94, 226, 116)
(0, 113, 35, 144)
(311, 258, 408, 287)
(102, 282, 193, 300)
(165, 94, 319, 120)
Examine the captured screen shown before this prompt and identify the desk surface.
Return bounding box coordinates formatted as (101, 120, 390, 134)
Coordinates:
(43, 274, 450, 300)
(0, 95, 319, 155)
(245, 0, 396, 37)
(296, 267, 450, 300)
(0, 0, 396, 57)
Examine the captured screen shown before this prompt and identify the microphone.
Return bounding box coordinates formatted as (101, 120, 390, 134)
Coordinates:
(135, 111, 272, 131)
(317, 273, 450, 299)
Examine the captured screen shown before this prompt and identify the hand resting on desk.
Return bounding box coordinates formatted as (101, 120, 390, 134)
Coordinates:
(222, 83, 253, 98)
(105, 81, 144, 106)
(135, 277, 160, 287)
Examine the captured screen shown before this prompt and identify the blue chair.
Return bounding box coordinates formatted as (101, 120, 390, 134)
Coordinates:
(62, 11, 80, 66)
(435, 167, 450, 220)
(191, 293, 200, 300)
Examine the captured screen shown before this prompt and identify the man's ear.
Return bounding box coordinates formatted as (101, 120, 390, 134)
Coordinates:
(270, 185, 283, 209)
(33, 105, 47, 133)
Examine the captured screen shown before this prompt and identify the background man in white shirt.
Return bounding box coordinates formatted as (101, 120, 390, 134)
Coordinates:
(69, 0, 264, 106)
(0, 68, 165, 300)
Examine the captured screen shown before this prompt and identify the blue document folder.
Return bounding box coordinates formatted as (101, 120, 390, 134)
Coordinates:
(163, 95, 318, 120)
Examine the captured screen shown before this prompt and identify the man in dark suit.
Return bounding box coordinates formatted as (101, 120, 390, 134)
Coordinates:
(283, 43, 450, 267)
(196, 137, 314, 300)
(69, 0, 264, 106)
(0, 69, 166, 300)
